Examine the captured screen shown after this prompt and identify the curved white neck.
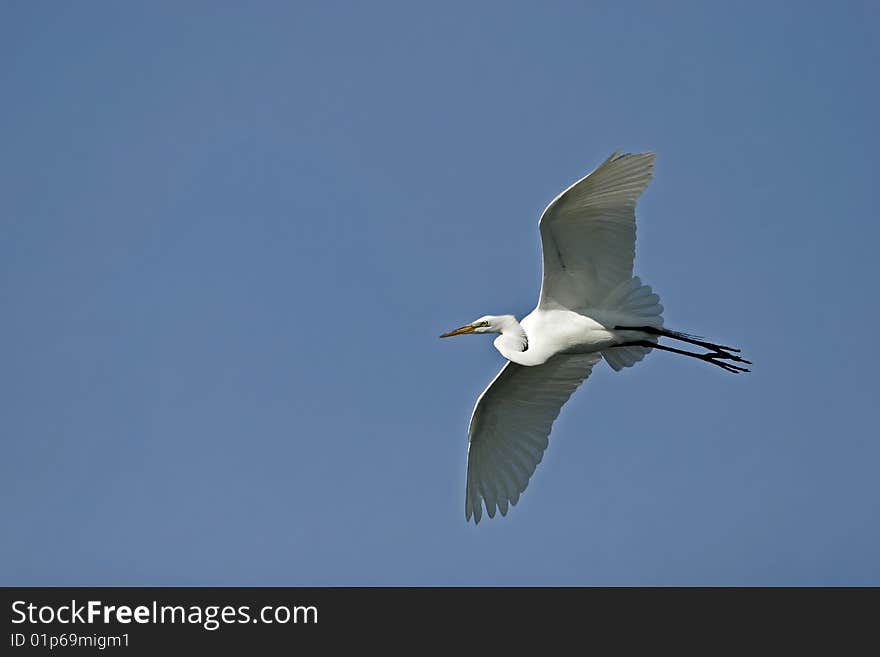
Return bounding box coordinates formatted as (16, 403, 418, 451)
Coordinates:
(493, 318, 546, 366)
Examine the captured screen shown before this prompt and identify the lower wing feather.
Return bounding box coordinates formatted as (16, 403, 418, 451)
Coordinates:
(465, 353, 601, 523)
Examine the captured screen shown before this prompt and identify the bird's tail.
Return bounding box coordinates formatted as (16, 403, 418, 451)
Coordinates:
(599, 277, 664, 371)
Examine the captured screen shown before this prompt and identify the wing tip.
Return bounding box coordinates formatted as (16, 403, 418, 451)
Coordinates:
(466, 502, 482, 525)
(466, 486, 525, 525)
(610, 148, 656, 160)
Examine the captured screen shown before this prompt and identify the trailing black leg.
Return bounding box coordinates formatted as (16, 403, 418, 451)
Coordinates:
(615, 325, 751, 365)
(615, 340, 750, 374)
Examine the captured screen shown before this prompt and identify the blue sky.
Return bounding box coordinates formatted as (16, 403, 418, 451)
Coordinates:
(2, 1, 878, 585)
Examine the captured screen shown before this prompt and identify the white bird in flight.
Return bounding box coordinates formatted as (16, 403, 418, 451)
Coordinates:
(441, 150, 749, 524)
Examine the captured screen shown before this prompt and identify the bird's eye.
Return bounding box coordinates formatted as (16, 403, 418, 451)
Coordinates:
(479, 321, 490, 327)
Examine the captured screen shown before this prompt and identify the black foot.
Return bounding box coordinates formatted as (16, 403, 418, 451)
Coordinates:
(712, 350, 752, 365)
(701, 352, 750, 373)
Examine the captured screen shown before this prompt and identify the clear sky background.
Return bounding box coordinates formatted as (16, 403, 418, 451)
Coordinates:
(2, 2, 878, 585)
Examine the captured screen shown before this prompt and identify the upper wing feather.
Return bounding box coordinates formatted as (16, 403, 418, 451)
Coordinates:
(538, 151, 655, 311)
(465, 353, 601, 523)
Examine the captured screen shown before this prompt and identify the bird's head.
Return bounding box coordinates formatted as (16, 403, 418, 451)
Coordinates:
(439, 315, 510, 338)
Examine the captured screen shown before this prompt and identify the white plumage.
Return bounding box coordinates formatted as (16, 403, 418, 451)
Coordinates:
(538, 150, 654, 311)
(441, 151, 749, 523)
(464, 353, 601, 523)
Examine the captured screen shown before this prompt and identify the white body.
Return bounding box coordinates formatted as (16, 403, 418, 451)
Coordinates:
(495, 308, 651, 366)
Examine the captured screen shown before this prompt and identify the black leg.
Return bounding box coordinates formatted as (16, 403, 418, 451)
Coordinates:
(616, 340, 750, 374)
(615, 325, 751, 365)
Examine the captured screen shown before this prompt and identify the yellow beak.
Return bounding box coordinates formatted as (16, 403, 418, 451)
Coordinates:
(439, 324, 476, 338)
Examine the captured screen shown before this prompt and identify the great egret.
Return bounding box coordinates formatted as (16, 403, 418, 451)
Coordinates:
(441, 150, 749, 524)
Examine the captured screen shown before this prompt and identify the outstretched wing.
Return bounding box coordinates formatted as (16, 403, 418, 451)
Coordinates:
(465, 353, 601, 523)
(538, 151, 656, 311)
